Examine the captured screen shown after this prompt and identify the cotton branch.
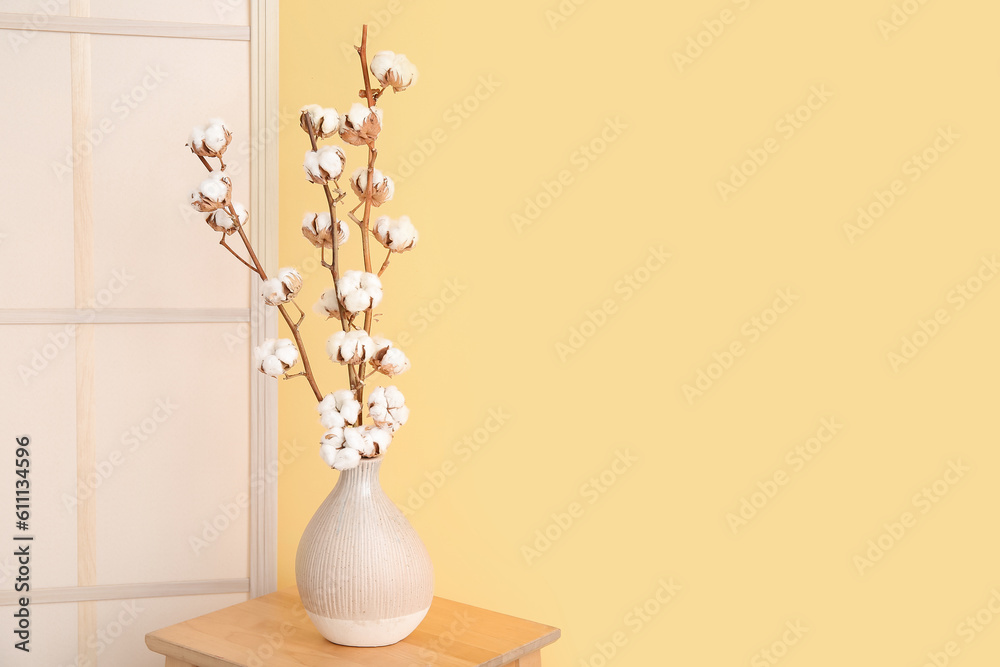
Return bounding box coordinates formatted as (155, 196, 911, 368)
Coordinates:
(196, 158, 324, 403)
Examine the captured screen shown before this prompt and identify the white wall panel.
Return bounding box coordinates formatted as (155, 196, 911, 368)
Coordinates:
(90, 34, 251, 310)
(0, 30, 76, 309)
(0, 325, 79, 589)
(94, 323, 250, 584)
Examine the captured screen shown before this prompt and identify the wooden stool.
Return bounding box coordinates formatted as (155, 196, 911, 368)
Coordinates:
(146, 587, 560, 666)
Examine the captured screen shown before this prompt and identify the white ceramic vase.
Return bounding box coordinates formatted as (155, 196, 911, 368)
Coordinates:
(295, 456, 434, 647)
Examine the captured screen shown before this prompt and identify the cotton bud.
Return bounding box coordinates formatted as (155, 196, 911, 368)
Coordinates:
(261, 267, 302, 306)
(372, 215, 418, 253)
(317, 389, 361, 429)
(343, 424, 393, 457)
(370, 337, 411, 377)
(319, 428, 361, 470)
(368, 385, 409, 432)
(299, 104, 340, 139)
(339, 103, 382, 146)
(326, 330, 375, 365)
(190, 172, 231, 212)
(188, 118, 232, 158)
(337, 270, 383, 313)
(370, 51, 418, 92)
(349, 167, 394, 206)
(314, 289, 343, 319)
(206, 202, 247, 235)
(304, 145, 346, 184)
(254, 338, 298, 377)
(301, 212, 349, 250)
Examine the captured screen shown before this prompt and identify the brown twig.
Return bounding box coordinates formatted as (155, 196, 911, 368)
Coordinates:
(219, 234, 255, 272)
(377, 249, 391, 276)
(195, 156, 325, 402)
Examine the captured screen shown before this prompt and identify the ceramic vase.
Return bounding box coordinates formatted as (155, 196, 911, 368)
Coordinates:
(295, 456, 434, 646)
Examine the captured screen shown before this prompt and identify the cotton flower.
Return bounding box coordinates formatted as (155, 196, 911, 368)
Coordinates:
(304, 145, 346, 184)
(206, 202, 247, 235)
(349, 167, 394, 206)
(188, 118, 232, 158)
(337, 270, 383, 313)
(339, 103, 382, 146)
(368, 385, 409, 432)
(319, 427, 362, 470)
(254, 338, 298, 377)
(370, 336, 411, 376)
(314, 289, 343, 319)
(299, 104, 340, 139)
(326, 330, 375, 365)
(261, 267, 303, 306)
(370, 51, 418, 92)
(190, 172, 231, 212)
(372, 215, 418, 253)
(301, 212, 349, 249)
(317, 389, 361, 429)
(319, 424, 390, 469)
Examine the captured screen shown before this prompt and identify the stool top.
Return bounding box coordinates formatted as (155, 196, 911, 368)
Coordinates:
(146, 586, 560, 666)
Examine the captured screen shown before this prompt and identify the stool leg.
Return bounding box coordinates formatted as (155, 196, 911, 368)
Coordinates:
(165, 657, 197, 667)
(510, 650, 541, 666)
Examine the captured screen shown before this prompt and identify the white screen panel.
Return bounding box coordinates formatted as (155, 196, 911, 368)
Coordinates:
(94, 323, 249, 584)
(0, 325, 79, 589)
(88, 1, 250, 27)
(96, 592, 248, 667)
(0, 2, 70, 15)
(0, 601, 77, 666)
(89, 34, 251, 310)
(0, 30, 75, 309)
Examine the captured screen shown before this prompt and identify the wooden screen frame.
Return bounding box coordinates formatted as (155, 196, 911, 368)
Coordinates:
(0, 0, 279, 657)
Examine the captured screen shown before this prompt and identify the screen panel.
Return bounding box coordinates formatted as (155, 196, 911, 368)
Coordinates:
(0, 30, 76, 310)
(90, 34, 251, 311)
(94, 323, 250, 584)
(0, 325, 80, 589)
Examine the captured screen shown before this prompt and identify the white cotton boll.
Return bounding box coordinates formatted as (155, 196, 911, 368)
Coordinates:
(343, 426, 376, 456)
(273, 340, 299, 366)
(317, 393, 337, 414)
(319, 443, 340, 467)
(303, 145, 346, 184)
(190, 172, 232, 212)
(370, 51, 418, 92)
(300, 104, 340, 138)
(339, 103, 382, 146)
(337, 271, 383, 314)
(205, 203, 245, 235)
(261, 356, 284, 377)
(368, 385, 408, 432)
(314, 289, 341, 318)
(261, 278, 286, 306)
(369, 426, 392, 454)
(350, 167, 394, 206)
(372, 215, 418, 253)
(301, 212, 349, 249)
(188, 118, 232, 157)
(375, 346, 410, 376)
(277, 268, 302, 297)
(327, 330, 375, 365)
(383, 385, 405, 408)
(203, 119, 229, 152)
(320, 410, 346, 429)
(333, 390, 361, 424)
(253, 339, 276, 365)
(333, 447, 361, 470)
(321, 426, 345, 449)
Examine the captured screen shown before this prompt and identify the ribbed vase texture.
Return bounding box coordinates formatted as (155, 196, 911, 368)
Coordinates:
(295, 456, 434, 646)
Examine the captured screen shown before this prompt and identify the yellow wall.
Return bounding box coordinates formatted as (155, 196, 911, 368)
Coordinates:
(278, 1, 1000, 664)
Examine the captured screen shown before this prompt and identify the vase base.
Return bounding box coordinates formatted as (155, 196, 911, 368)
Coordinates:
(306, 606, 430, 647)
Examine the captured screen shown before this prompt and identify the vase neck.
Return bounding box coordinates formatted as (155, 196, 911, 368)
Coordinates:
(335, 457, 383, 498)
